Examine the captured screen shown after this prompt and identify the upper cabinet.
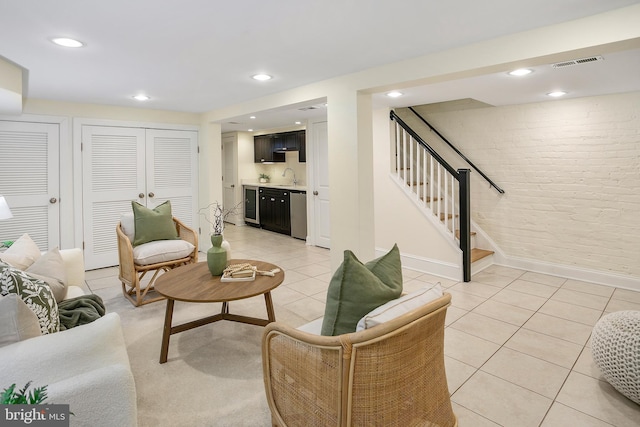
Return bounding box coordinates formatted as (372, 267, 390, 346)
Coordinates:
(254, 130, 306, 163)
(254, 134, 283, 163)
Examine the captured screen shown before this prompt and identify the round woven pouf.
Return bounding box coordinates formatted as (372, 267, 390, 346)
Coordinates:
(591, 310, 640, 404)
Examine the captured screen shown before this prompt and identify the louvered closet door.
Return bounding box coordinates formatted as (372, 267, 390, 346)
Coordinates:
(0, 121, 60, 250)
(82, 126, 146, 270)
(145, 129, 198, 228)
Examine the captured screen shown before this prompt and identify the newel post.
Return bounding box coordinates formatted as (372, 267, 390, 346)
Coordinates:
(458, 169, 471, 282)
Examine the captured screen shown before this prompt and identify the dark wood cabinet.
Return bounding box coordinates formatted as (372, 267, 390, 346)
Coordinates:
(254, 130, 305, 163)
(254, 135, 285, 163)
(259, 187, 291, 235)
(297, 131, 306, 163)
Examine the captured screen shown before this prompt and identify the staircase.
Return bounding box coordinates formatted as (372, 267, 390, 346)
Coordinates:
(390, 111, 496, 280)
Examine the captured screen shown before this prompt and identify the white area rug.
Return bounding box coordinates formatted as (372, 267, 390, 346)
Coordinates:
(96, 285, 273, 427)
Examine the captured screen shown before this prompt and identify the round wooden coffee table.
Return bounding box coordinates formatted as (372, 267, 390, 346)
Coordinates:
(155, 259, 284, 363)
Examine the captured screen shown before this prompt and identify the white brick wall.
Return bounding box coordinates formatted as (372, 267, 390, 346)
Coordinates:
(396, 92, 640, 279)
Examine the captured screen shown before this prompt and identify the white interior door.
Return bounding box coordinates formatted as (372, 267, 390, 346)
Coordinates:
(82, 126, 198, 270)
(222, 135, 238, 225)
(0, 120, 60, 250)
(312, 121, 330, 248)
(82, 126, 146, 269)
(145, 129, 198, 228)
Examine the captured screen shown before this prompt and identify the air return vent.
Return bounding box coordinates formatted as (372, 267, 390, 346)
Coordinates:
(298, 106, 318, 111)
(552, 56, 603, 68)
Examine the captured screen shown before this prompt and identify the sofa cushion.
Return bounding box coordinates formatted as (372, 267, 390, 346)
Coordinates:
(131, 200, 178, 246)
(0, 294, 42, 348)
(321, 246, 403, 336)
(0, 313, 137, 427)
(0, 262, 60, 334)
(356, 283, 443, 331)
(133, 239, 195, 266)
(0, 233, 41, 270)
(26, 247, 68, 302)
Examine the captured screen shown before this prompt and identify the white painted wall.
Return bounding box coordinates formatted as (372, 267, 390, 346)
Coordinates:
(397, 91, 640, 281)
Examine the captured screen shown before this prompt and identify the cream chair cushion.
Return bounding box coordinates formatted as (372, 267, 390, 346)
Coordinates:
(298, 283, 444, 335)
(133, 240, 195, 266)
(356, 283, 443, 331)
(121, 213, 195, 265)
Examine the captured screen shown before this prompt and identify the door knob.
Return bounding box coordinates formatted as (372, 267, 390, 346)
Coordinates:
(138, 193, 145, 199)
(313, 191, 319, 196)
(148, 192, 155, 198)
(49, 197, 57, 204)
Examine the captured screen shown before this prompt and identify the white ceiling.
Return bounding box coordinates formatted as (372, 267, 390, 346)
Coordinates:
(1, 0, 639, 132)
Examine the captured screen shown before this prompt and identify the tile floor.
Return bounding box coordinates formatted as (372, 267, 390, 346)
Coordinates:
(85, 224, 640, 427)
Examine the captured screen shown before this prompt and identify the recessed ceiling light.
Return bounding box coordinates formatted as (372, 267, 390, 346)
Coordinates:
(248, 129, 254, 132)
(252, 74, 272, 81)
(508, 68, 533, 76)
(50, 37, 84, 48)
(386, 91, 403, 98)
(133, 94, 150, 101)
(547, 91, 567, 97)
(295, 121, 301, 125)
(249, 116, 256, 119)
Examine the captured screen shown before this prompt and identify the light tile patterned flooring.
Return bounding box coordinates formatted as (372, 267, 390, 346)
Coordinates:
(85, 224, 640, 427)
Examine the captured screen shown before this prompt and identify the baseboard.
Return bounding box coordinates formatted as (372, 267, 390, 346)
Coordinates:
(375, 247, 462, 282)
(497, 255, 640, 292)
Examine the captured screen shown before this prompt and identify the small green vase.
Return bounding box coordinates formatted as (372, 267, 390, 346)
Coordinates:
(207, 234, 227, 276)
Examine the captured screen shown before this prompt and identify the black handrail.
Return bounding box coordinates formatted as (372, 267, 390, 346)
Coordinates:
(408, 106, 505, 194)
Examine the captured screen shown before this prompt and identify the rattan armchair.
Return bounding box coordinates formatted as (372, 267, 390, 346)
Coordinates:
(262, 293, 457, 427)
(116, 216, 198, 306)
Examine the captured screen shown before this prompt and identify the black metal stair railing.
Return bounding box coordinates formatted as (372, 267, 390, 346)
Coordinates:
(390, 110, 472, 282)
(409, 106, 505, 194)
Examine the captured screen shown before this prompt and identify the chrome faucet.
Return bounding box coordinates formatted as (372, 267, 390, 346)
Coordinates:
(282, 167, 298, 185)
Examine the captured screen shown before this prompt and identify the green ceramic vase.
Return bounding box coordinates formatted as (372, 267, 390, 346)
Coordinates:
(207, 234, 227, 276)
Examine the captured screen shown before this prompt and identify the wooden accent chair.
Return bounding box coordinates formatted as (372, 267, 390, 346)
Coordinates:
(116, 216, 198, 306)
(262, 293, 457, 427)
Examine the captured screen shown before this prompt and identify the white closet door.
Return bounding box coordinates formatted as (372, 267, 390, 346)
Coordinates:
(82, 126, 146, 270)
(311, 121, 330, 248)
(0, 121, 60, 250)
(145, 129, 198, 228)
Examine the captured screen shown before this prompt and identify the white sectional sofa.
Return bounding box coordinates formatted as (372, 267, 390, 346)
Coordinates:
(0, 248, 138, 427)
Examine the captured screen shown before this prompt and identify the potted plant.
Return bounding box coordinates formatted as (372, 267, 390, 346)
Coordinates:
(2, 381, 47, 404)
(259, 173, 270, 183)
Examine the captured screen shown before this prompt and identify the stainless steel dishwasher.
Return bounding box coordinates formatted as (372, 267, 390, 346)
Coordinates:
(290, 191, 307, 240)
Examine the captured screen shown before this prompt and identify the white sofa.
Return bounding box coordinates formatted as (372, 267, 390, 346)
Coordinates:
(0, 248, 138, 427)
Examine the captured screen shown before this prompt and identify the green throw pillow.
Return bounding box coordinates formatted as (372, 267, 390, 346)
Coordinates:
(132, 200, 178, 246)
(321, 244, 403, 336)
(0, 262, 60, 335)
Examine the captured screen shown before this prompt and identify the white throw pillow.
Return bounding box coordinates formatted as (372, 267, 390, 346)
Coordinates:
(26, 247, 68, 302)
(133, 239, 195, 266)
(0, 233, 41, 270)
(356, 283, 443, 331)
(0, 294, 42, 348)
(120, 213, 136, 242)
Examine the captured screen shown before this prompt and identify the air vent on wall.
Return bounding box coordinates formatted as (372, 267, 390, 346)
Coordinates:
(552, 55, 603, 68)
